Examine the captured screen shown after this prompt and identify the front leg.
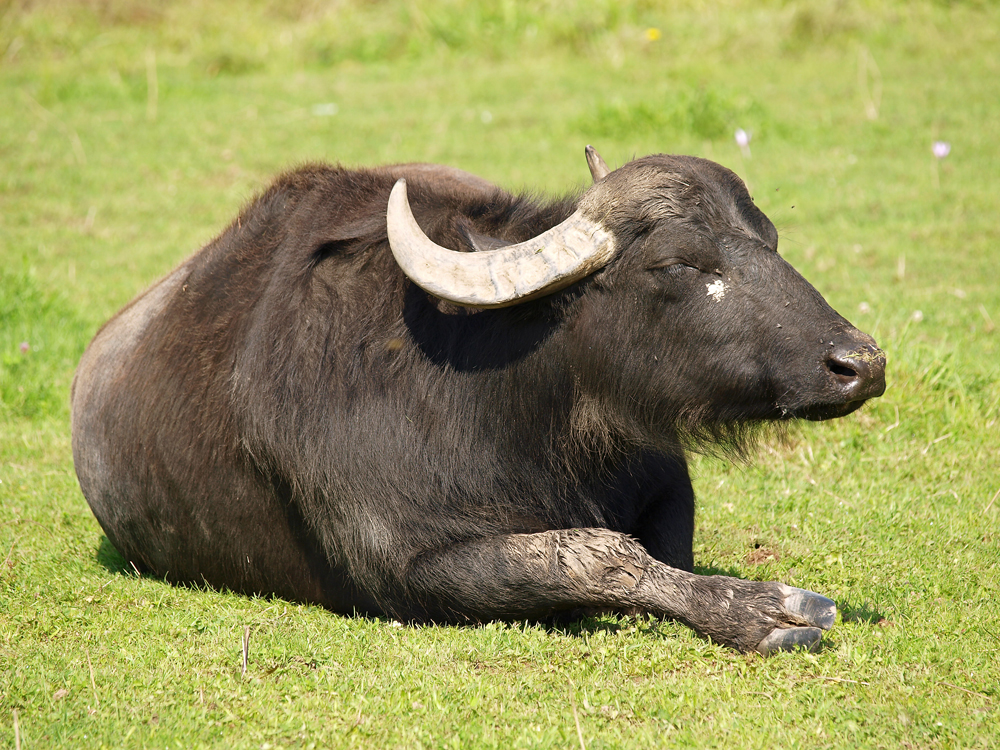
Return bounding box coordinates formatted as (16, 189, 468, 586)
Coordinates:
(631, 453, 696, 572)
(400, 528, 835, 654)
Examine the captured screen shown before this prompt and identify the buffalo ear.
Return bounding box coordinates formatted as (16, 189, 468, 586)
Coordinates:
(456, 221, 513, 254)
(585, 145, 610, 182)
(311, 215, 387, 264)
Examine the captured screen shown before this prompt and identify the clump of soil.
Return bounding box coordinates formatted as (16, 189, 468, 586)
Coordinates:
(745, 546, 780, 565)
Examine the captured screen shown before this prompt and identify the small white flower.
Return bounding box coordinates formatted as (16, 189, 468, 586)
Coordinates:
(734, 129, 751, 158)
(932, 141, 950, 159)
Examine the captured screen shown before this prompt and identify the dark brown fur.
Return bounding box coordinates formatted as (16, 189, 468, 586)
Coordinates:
(72, 155, 885, 652)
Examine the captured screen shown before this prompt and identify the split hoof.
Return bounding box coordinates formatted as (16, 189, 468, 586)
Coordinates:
(754, 587, 836, 655)
(755, 626, 824, 655)
(783, 587, 837, 630)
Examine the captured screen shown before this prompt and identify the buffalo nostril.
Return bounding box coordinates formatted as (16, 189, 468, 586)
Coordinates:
(827, 360, 858, 380)
(827, 345, 887, 401)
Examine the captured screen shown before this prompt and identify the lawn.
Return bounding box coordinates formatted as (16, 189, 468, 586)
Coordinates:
(1, 0, 998, 747)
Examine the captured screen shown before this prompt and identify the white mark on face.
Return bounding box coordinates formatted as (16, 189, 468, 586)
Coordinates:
(706, 279, 728, 302)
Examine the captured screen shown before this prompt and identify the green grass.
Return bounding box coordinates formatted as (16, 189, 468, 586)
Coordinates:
(2, 0, 999, 747)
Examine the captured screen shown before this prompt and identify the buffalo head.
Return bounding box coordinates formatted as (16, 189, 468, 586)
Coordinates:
(387, 149, 886, 444)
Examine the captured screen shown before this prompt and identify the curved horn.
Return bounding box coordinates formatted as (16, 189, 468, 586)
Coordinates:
(386, 179, 617, 309)
(585, 145, 610, 182)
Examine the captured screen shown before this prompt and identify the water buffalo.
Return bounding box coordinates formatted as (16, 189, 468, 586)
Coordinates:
(71, 148, 886, 654)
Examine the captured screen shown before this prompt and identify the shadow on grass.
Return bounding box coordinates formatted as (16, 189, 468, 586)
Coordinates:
(97, 535, 133, 576)
(96, 535, 258, 596)
(546, 615, 630, 638)
(839, 600, 888, 624)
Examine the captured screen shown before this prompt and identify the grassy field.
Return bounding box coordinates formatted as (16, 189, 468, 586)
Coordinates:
(2, 0, 999, 747)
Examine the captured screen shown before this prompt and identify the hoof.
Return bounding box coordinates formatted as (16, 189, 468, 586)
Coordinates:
(784, 587, 837, 630)
(755, 626, 824, 656)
